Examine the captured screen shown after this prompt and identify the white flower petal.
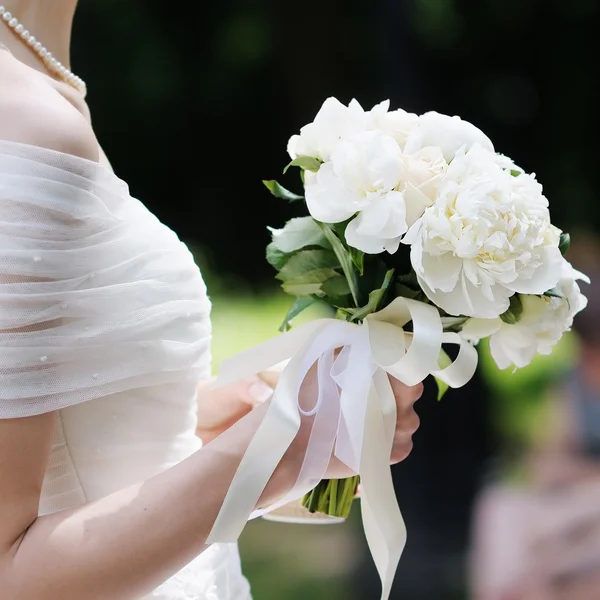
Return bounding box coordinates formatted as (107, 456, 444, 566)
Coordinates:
(507, 245, 563, 295)
(403, 183, 435, 228)
(407, 111, 494, 162)
(304, 162, 363, 223)
(419, 269, 512, 318)
(415, 250, 462, 293)
(345, 216, 401, 254)
(461, 318, 502, 342)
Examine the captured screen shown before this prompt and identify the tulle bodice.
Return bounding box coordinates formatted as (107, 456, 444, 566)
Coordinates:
(0, 141, 251, 599)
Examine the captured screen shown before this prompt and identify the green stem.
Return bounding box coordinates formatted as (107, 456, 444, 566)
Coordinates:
(302, 476, 360, 518)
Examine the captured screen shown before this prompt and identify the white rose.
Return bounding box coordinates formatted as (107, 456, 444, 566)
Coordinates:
(404, 111, 494, 162)
(304, 131, 447, 254)
(462, 261, 589, 369)
(404, 144, 564, 318)
(287, 97, 367, 163)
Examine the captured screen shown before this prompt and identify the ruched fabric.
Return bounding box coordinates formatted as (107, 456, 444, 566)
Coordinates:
(0, 140, 211, 418)
(0, 141, 251, 598)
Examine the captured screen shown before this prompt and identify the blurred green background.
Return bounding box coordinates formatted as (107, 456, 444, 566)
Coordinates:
(72, 0, 598, 598)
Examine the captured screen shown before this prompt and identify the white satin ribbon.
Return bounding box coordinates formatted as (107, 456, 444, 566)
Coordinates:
(206, 297, 478, 599)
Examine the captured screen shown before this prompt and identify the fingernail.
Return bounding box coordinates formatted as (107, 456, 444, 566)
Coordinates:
(249, 380, 273, 404)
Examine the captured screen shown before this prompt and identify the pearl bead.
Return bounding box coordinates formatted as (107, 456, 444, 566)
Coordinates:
(0, 6, 86, 95)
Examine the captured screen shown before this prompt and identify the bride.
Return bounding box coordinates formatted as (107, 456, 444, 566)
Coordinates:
(0, 1, 423, 598)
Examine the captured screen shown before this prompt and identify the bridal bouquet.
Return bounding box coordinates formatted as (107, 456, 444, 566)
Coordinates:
(263, 97, 589, 519)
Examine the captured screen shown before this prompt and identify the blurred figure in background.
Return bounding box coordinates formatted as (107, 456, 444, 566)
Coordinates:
(470, 236, 600, 600)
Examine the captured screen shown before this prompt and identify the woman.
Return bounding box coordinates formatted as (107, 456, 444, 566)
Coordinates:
(0, 1, 423, 599)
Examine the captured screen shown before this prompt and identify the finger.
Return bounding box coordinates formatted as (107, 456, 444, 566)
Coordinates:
(202, 376, 273, 409)
(246, 377, 274, 407)
(388, 376, 424, 406)
(396, 407, 420, 435)
(391, 435, 413, 464)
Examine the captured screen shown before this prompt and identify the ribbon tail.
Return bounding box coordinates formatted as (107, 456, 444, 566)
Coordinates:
(359, 376, 406, 600)
(206, 336, 311, 543)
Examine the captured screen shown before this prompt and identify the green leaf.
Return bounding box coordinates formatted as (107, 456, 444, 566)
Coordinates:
(281, 268, 340, 296)
(321, 275, 351, 298)
(279, 296, 316, 332)
(349, 269, 395, 322)
(510, 169, 522, 177)
(270, 217, 330, 254)
(283, 156, 323, 174)
(262, 180, 304, 202)
(336, 306, 356, 320)
(435, 349, 452, 401)
(559, 232, 570, 256)
(500, 294, 524, 325)
(266, 242, 290, 270)
(349, 247, 365, 275)
(396, 283, 422, 300)
(276, 249, 340, 282)
(318, 223, 360, 307)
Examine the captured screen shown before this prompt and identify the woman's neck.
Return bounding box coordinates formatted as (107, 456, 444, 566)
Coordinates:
(0, 0, 78, 70)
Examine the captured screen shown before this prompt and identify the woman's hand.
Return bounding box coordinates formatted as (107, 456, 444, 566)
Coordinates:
(322, 376, 423, 479)
(284, 359, 423, 482)
(196, 375, 274, 444)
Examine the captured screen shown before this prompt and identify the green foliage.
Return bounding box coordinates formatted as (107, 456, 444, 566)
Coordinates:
(269, 217, 330, 253)
(283, 156, 322, 174)
(500, 294, 523, 325)
(318, 223, 361, 307)
(348, 269, 395, 322)
(435, 349, 452, 401)
(265, 242, 289, 270)
(262, 179, 304, 202)
(279, 296, 318, 332)
(276, 249, 339, 282)
(559, 232, 570, 255)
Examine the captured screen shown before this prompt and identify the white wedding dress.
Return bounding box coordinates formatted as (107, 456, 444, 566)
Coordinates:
(0, 140, 252, 599)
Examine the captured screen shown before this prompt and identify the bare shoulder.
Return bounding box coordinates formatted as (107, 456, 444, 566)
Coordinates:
(0, 51, 98, 162)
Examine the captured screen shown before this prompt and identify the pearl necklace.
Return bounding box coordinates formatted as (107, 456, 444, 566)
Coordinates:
(0, 5, 86, 96)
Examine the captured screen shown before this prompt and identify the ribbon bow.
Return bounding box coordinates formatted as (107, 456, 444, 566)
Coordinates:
(206, 297, 477, 599)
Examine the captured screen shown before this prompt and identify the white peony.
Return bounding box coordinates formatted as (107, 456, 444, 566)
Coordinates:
(287, 97, 419, 164)
(404, 144, 564, 319)
(304, 131, 447, 254)
(462, 261, 590, 369)
(404, 111, 494, 162)
(287, 97, 367, 163)
(366, 100, 419, 150)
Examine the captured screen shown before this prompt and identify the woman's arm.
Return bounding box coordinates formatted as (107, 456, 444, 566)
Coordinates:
(0, 401, 303, 600)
